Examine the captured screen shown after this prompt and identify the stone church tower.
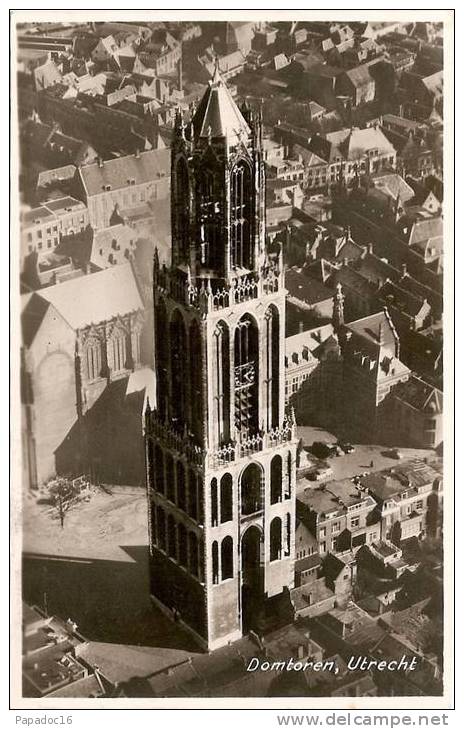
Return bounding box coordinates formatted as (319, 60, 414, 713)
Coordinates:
(145, 67, 297, 651)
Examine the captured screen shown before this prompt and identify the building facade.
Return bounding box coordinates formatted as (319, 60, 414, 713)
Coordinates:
(144, 69, 298, 651)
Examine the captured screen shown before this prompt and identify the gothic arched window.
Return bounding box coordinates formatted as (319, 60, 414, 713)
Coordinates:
(234, 314, 259, 434)
(109, 327, 129, 373)
(176, 461, 186, 512)
(220, 473, 233, 523)
(175, 157, 189, 261)
(189, 320, 203, 442)
(147, 439, 154, 491)
(167, 514, 177, 559)
(156, 506, 166, 551)
(270, 517, 282, 561)
(85, 337, 102, 381)
(240, 463, 263, 516)
(198, 169, 221, 269)
(264, 305, 280, 429)
(166, 453, 175, 503)
(270, 455, 282, 505)
(211, 477, 218, 527)
(170, 310, 187, 429)
(212, 541, 219, 584)
(188, 468, 198, 520)
(154, 444, 164, 495)
(230, 161, 252, 270)
(221, 536, 233, 580)
(178, 523, 188, 567)
(155, 300, 168, 421)
(213, 321, 230, 446)
(189, 532, 199, 577)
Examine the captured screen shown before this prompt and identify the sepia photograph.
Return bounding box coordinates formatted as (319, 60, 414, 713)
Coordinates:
(10, 9, 453, 709)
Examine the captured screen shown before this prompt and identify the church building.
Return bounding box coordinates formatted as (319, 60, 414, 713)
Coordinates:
(144, 67, 298, 650)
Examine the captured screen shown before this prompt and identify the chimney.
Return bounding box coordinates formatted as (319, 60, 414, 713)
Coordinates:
(97, 157, 103, 168)
(402, 263, 408, 276)
(378, 321, 384, 344)
(368, 243, 373, 254)
(135, 148, 140, 159)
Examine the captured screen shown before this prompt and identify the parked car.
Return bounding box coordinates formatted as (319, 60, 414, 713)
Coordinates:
(311, 441, 338, 459)
(338, 442, 355, 454)
(309, 463, 333, 480)
(387, 448, 403, 459)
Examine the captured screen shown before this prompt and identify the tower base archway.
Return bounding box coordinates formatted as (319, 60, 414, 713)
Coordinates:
(240, 525, 264, 634)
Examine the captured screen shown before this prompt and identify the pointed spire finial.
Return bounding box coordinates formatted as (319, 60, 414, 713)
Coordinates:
(212, 54, 221, 84)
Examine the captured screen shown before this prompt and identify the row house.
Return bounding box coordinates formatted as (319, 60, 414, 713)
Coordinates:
(78, 148, 170, 229)
(360, 460, 443, 543)
(20, 196, 89, 267)
(297, 479, 380, 557)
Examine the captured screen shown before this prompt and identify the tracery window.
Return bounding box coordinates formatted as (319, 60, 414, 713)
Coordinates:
(230, 161, 252, 270)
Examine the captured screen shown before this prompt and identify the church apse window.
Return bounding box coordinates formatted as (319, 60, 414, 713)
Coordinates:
(220, 473, 233, 523)
(270, 517, 282, 562)
(270, 455, 283, 504)
(230, 161, 252, 270)
(85, 337, 102, 381)
(221, 536, 234, 580)
(234, 315, 259, 435)
(109, 327, 129, 373)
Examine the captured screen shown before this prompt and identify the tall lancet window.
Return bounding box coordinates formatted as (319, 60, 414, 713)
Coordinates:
(212, 321, 230, 446)
(170, 310, 187, 430)
(198, 169, 221, 270)
(230, 161, 252, 270)
(155, 300, 168, 421)
(189, 320, 203, 443)
(175, 157, 190, 262)
(264, 305, 280, 430)
(234, 315, 259, 435)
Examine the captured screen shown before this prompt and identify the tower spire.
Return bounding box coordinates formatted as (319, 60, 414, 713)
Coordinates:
(333, 281, 345, 329)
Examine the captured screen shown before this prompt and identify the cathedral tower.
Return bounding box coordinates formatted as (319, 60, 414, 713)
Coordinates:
(145, 67, 297, 651)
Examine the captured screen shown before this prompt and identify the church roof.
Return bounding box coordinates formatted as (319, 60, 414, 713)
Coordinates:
(38, 263, 143, 330)
(192, 65, 250, 144)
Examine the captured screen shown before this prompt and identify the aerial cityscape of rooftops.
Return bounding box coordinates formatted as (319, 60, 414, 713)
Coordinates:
(17, 18, 446, 700)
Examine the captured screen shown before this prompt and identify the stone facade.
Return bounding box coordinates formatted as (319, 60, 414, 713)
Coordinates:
(145, 69, 298, 650)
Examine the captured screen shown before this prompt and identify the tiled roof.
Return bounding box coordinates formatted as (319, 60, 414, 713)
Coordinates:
(345, 64, 374, 88)
(379, 279, 429, 317)
(345, 310, 401, 356)
(391, 375, 443, 413)
(79, 149, 170, 197)
(37, 264, 143, 330)
(286, 268, 334, 305)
